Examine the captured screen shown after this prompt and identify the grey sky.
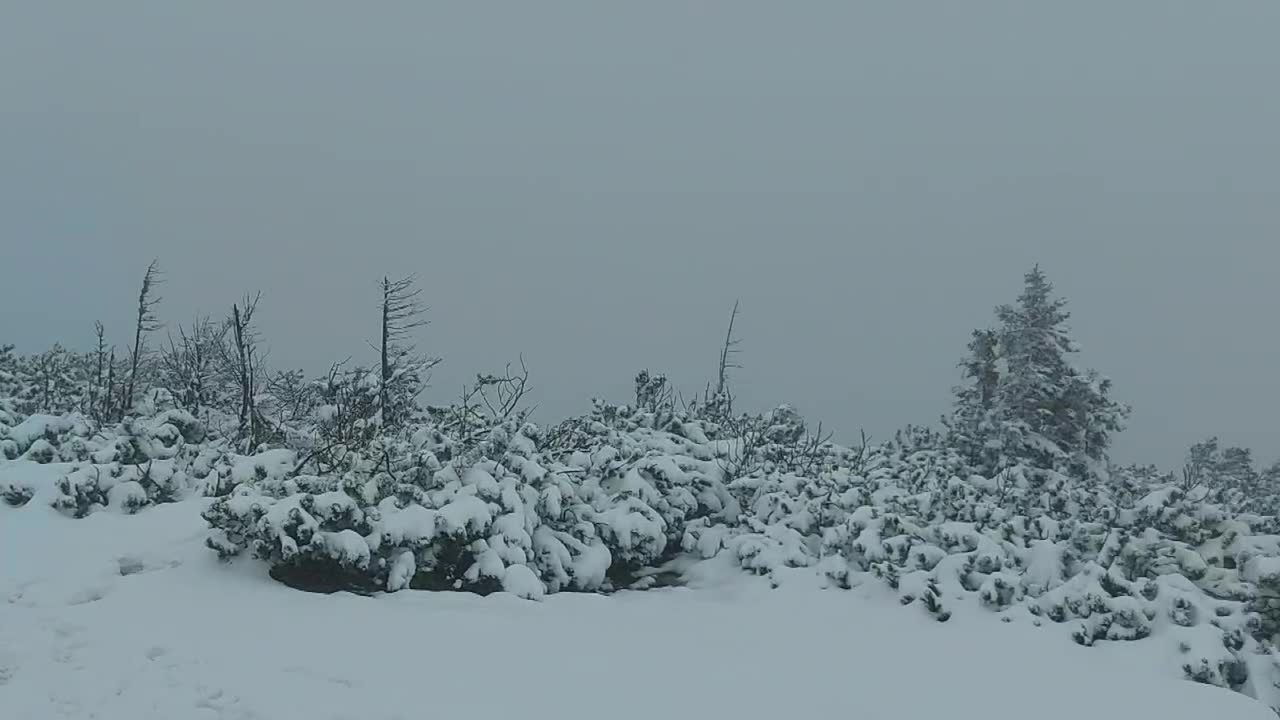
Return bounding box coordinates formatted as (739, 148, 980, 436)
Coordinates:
(2, 2, 1277, 468)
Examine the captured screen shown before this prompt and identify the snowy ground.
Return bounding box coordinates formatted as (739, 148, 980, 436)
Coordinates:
(0, 471, 1272, 719)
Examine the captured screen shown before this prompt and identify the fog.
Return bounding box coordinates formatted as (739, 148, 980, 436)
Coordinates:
(2, 2, 1277, 467)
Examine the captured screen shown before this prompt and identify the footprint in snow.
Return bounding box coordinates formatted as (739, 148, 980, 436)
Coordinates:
(146, 646, 168, 661)
(0, 650, 15, 685)
(48, 621, 90, 667)
(118, 556, 147, 576)
(117, 554, 184, 577)
(52, 620, 86, 639)
(67, 583, 111, 605)
(283, 665, 358, 688)
(195, 687, 261, 720)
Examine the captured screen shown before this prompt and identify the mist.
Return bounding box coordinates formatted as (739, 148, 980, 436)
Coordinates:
(2, 1, 1278, 468)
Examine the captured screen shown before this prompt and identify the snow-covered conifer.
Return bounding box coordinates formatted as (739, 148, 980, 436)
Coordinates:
(948, 328, 1000, 474)
(951, 266, 1130, 483)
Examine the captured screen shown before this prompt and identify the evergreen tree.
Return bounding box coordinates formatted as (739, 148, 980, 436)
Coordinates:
(1181, 437, 1266, 512)
(991, 266, 1078, 472)
(1062, 368, 1127, 479)
(1259, 461, 1280, 515)
(1211, 445, 1260, 512)
(0, 345, 21, 435)
(0, 344, 21, 404)
(948, 328, 1000, 474)
(15, 344, 86, 416)
(951, 266, 1129, 481)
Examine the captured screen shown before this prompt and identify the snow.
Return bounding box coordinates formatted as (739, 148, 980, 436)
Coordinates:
(1022, 539, 1067, 595)
(316, 529, 372, 569)
(0, 499, 1272, 720)
(1245, 556, 1280, 584)
(436, 493, 493, 535)
(2, 414, 82, 452)
(376, 502, 440, 546)
(106, 480, 148, 512)
(501, 563, 546, 600)
(229, 449, 297, 486)
(0, 460, 70, 506)
(385, 550, 416, 592)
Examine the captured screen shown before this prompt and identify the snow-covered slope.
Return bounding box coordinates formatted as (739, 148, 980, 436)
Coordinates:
(0, 496, 1269, 720)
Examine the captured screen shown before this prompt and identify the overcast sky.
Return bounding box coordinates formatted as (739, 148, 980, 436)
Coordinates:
(2, 2, 1277, 468)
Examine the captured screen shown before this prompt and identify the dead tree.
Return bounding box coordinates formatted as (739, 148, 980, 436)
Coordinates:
(378, 275, 438, 430)
(224, 293, 264, 452)
(263, 368, 315, 438)
(161, 316, 227, 417)
(32, 347, 56, 413)
(635, 370, 674, 413)
(122, 260, 163, 418)
(704, 300, 742, 421)
(474, 357, 533, 423)
(104, 349, 118, 422)
(717, 300, 742, 401)
(435, 358, 533, 452)
(88, 322, 109, 423)
(778, 420, 836, 478)
(298, 359, 379, 474)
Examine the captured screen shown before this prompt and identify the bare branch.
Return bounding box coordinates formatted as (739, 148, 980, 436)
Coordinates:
(706, 300, 742, 420)
(379, 275, 437, 429)
(223, 292, 267, 451)
(90, 321, 108, 422)
(123, 259, 163, 417)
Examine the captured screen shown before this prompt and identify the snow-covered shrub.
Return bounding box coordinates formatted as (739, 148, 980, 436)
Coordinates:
(554, 422, 733, 575)
(0, 398, 17, 455)
(48, 453, 203, 518)
(107, 389, 206, 465)
(202, 395, 748, 598)
(695, 426, 1280, 708)
(1245, 555, 1280, 644)
(0, 413, 94, 463)
(50, 463, 166, 517)
(205, 422, 602, 597)
(0, 389, 221, 516)
(4, 307, 1279, 712)
(205, 487, 381, 592)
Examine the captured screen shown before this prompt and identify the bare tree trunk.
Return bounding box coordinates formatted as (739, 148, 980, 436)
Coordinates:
(380, 276, 391, 427)
(91, 322, 107, 422)
(377, 275, 433, 430)
(247, 342, 257, 446)
(224, 294, 264, 452)
(232, 303, 252, 450)
(124, 260, 162, 415)
(39, 354, 51, 412)
(716, 300, 740, 397)
(105, 350, 117, 422)
(710, 300, 742, 419)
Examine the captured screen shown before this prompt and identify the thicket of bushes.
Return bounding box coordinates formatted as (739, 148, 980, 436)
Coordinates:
(3, 263, 1280, 711)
